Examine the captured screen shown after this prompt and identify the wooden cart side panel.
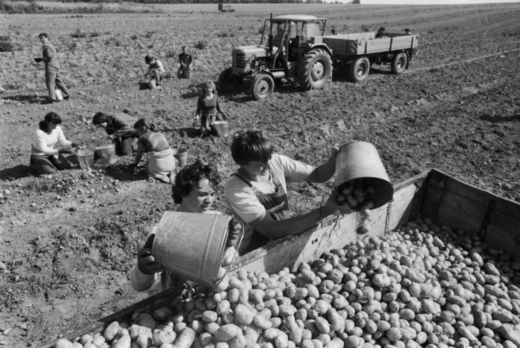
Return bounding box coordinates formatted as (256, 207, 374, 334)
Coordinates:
(40, 288, 178, 348)
(423, 170, 520, 256)
(229, 176, 420, 276)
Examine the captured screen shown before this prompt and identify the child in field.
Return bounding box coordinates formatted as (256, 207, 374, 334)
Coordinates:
(143, 55, 165, 89)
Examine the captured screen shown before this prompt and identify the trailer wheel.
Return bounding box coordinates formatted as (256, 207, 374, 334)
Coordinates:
(348, 57, 370, 82)
(251, 74, 275, 100)
(218, 68, 242, 93)
(391, 53, 408, 75)
(297, 48, 332, 90)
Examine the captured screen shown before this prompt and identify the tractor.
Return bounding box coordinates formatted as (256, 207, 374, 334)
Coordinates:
(218, 15, 333, 100)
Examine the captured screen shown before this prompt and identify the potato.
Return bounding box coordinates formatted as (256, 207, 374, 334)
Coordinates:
(153, 324, 176, 345)
(112, 335, 131, 348)
(104, 321, 120, 342)
(215, 324, 241, 342)
(154, 307, 172, 322)
(235, 304, 255, 325)
(54, 338, 74, 348)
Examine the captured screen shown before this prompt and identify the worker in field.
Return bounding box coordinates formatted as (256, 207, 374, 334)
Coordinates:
(194, 80, 229, 137)
(143, 55, 165, 89)
(375, 27, 387, 38)
(92, 112, 139, 156)
(30, 112, 83, 174)
(177, 45, 193, 79)
(225, 130, 351, 254)
(129, 119, 176, 183)
(130, 160, 242, 291)
(34, 33, 70, 104)
(404, 28, 412, 35)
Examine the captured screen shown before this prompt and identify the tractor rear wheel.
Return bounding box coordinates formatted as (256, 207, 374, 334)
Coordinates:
(251, 74, 275, 100)
(391, 52, 408, 75)
(218, 68, 242, 93)
(348, 57, 370, 82)
(297, 49, 332, 90)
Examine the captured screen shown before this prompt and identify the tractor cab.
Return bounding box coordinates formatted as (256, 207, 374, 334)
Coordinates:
(260, 15, 327, 71)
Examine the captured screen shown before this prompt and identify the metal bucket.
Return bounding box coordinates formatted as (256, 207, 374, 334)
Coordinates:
(76, 148, 95, 170)
(335, 141, 394, 209)
(172, 148, 188, 167)
(54, 88, 64, 101)
(96, 144, 117, 166)
(212, 121, 229, 137)
(152, 211, 231, 289)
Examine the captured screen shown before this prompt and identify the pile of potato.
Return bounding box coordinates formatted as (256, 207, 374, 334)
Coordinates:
(55, 217, 520, 348)
(335, 180, 375, 211)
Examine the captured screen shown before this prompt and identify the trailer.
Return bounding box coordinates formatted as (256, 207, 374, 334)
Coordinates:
(40, 168, 520, 347)
(218, 4, 235, 12)
(218, 15, 419, 100)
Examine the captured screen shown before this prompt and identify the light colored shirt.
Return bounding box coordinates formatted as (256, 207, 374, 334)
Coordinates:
(146, 60, 165, 74)
(31, 126, 72, 157)
(224, 154, 314, 250)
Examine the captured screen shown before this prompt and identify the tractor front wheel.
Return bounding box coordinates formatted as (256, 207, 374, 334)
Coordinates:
(250, 74, 275, 100)
(297, 49, 332, 90)
(391, 52, 408, 75)
(218, 68, 242, 93)
(348, 57, 370, 82)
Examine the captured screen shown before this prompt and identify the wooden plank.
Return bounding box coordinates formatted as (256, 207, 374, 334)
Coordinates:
(228, 179, 417, 275)
(443, 174, 520, 219)
(440, 191, 488, 219)
(421, 170, 446, 220)
(435, 202, 483, 235)
(483, 225, 520, 256)
(489, 210, 520, 236)
(40, 288, 178, 348)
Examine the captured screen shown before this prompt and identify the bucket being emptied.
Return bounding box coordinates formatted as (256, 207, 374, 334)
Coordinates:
(334, 141, 394, 210)
(212, 121, 229, 137)
(152, 211, 231, 289)
(96, 144, 117, 166)
(172, 148, 188, 167)
(76, 148, 95, 170)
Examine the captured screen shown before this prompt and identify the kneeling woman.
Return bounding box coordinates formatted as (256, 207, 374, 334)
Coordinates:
(130, 119, 176, 183)
(194, 80, 228, 137)
(130, 160, 241, 292)
(30, 112, 82, 175)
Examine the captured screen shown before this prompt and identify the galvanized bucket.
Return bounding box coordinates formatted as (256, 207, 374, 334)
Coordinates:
(335, 141, 394, 209)
(172, 148, 188, 167)
(96, 144, 117, 166)
(212, 121, 229, 137)
(76, 148, 95, 170)
(151, 211, 231, 289)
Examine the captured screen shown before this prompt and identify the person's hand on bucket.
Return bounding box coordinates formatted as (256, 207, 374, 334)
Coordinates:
(329, 143, 340, 160)
(72, 143, 83, 150)
(137, 233, 163, 275)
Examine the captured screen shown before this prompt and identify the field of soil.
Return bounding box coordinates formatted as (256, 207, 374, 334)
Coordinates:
(1, 3, 520, 347)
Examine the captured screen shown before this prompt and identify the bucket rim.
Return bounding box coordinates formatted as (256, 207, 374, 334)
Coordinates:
(96, 144, 116, 150)
(77, 149, 95, 156)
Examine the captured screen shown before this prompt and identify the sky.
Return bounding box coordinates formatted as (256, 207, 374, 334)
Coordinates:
(323, 0, 520, 4)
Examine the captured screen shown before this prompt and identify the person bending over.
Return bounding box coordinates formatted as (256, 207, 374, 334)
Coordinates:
(144, 55, 165, 90)
(130, 119, 176, 184)
(225, 130, 351, 254)
(92, 111, 139, 156)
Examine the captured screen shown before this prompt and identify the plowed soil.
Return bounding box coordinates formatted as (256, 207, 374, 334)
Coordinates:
(1, 3, 520, 347)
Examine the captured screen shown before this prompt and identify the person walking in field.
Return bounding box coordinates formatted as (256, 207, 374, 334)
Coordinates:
(34, 33, 70, 104)
(92, 112, 139, 156)
(177, 45, 193, 79)
(143, 55, 165, 89)
(194, 80, 228, 137)
(129, 119, 176, 184)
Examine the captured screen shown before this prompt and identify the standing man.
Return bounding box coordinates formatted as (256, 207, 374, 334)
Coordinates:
(177, 46, 193, 79)
(92, 112, 139, 156)
(34, 33, 70, 104)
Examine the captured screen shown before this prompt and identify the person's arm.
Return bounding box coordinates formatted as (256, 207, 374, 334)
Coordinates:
(56, 126, 73, 148)
(248, 192, 350, 239)
(216, 98, 228, 119)
(186, 54, 192, 68)
(130, 232, 162, 292)
(33, 131, 59, 156)
(157, 61, 165, 73)
(131, 142, 144, 167)
(305, 145, 339, 183)
(42, 45, 53, 63)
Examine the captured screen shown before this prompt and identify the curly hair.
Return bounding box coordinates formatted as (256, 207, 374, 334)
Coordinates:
(39, 112, 62, 134)
(172, 160, 220, 204)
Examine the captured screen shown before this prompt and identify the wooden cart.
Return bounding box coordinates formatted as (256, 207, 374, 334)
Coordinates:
(40, 169, 519, 348)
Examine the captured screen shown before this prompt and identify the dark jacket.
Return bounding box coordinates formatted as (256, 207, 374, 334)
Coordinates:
(42, 42, 60, 70)
(106, 113, 138, 138)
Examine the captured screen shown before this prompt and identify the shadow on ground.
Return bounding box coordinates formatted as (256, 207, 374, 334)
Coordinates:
(0, 164, 35, 181)
(1, 95, 47, 104)
(479, 114, 520, 123)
